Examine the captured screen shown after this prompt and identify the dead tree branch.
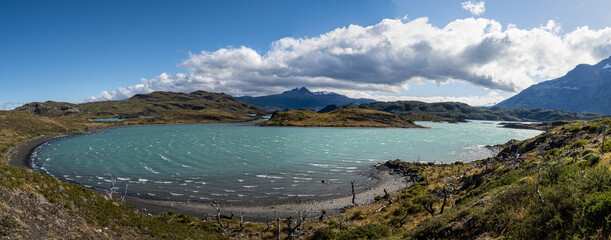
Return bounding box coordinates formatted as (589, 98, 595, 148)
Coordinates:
(105, 173, 117, 200)
(536, 163, 545, 204)
(351, 181, 356, 205)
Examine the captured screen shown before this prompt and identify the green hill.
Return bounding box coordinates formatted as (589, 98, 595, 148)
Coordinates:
(259, 109, 424, 128)
(321, 101, 610, 122)
(15, 90, 266, 119)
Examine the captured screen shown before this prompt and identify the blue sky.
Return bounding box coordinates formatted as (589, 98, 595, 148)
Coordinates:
(1, 0, 610, 109)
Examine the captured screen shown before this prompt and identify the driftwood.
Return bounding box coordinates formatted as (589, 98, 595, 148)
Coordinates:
(351, 181, 356, 205)
(105, 173, 117, 200)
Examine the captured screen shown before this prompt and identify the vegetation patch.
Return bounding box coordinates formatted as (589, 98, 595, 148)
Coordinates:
(259, 109, 424, 128)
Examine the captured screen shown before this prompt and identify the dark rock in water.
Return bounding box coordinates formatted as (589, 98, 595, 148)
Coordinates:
(496, 56, 611, 114)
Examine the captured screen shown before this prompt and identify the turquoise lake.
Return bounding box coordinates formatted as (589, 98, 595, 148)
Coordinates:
(31, 121, 542, 204)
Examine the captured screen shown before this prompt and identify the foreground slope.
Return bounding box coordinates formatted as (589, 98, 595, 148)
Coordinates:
(497, 56, 611, 114)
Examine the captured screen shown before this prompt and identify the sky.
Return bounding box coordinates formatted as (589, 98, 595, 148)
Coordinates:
(1, 0, 610, 110)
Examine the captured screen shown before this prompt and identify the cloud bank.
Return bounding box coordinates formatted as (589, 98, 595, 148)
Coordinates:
(86, 17, 611, 104)
(0, 102, 23, 110)
(461, 1, 486, 16)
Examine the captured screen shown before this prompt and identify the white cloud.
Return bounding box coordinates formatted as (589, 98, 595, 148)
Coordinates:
(0, 102, 23, 110)
(461, 1, 486, 16)
(325, 89, 505, 107)
(85, 17, 611, 104)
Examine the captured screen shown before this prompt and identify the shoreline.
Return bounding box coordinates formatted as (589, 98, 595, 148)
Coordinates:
(8, 126, 119, 169)
(122, 170, 405, 221)
(8, 125, 408, 222)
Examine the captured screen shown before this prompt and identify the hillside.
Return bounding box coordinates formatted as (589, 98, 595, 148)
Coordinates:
(259, 109, 424, 128)
(236, 87, 375, 111)
(321, 101, 609, 122)
(497, 56, 611, 114)
(16, 90, 266, 119)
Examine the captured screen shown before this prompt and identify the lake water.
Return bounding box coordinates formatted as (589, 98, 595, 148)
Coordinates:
(31, 121, 541, 204)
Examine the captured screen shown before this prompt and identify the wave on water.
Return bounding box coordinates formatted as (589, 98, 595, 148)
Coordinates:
(256, 174, 284, 179)
(144, 166, 159, 174)
(292, 177, 313, 181)
(158, 154, 170, 162)
(309, 163, 331, 167)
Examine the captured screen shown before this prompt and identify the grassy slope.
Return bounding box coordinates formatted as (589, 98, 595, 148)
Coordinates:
(0, 111, 99, 163)
(259, 109, 424, 128)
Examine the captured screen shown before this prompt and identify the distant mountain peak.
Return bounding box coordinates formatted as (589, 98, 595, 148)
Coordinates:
(236, 87, 376, 110)
(603, 63, 611, 69)
(283, 87, 313, 94)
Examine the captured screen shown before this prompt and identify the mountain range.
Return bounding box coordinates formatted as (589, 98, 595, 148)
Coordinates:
(496, 56, 611, 114)
(236, 87, 376, 111)
(320, 101, 609, 122)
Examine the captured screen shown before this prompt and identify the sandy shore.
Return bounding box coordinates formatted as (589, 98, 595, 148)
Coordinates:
(8, 127, 408, 222)
(122, 170, 406, 221)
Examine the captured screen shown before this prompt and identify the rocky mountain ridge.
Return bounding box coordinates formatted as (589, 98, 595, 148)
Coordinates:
(496, 56, 611, 114)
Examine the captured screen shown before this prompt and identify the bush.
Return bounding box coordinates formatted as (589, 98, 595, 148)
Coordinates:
(336, 224, 391, 240)
(583, 192, 611, 236)
(570, 139, 588, 149)
(603, 140, 611, 152)
(351, 210, 365, 220)
(309, 228, 336, 240)
(584, 153, 601, 166)
(587, 123, 601, 133)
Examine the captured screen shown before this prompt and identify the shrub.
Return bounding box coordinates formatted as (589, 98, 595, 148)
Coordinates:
(336, 224, 391, 240)
(583, 153, 600, 166)
(351, 210, 365, 220)
(604, 140, 611, 153)
(583, 192, 611, 236)
(570, 139, 588, 149)
(309, 228, 336, 240)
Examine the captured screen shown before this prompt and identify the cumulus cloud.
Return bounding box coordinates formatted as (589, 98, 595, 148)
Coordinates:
(0, 102, 22, 110)
(85, 17, 611, 103)
(339, 90, 505, 107)
(461, 1, 486, 16)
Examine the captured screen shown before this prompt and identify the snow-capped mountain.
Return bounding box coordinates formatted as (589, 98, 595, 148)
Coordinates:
(496, 56, 611, 114)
